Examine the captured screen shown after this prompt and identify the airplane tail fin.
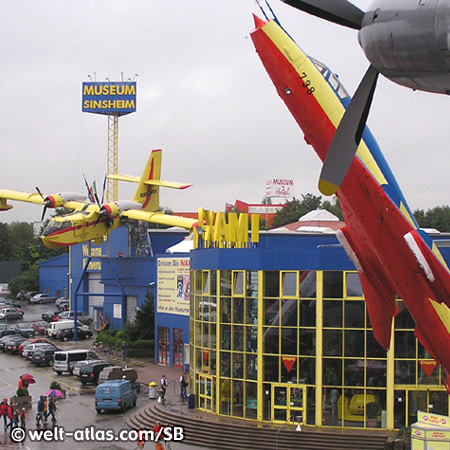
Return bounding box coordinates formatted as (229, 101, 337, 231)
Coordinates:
(107, 149, 192, 212)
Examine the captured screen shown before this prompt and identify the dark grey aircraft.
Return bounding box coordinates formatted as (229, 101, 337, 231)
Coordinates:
(281, 0, 450, 195)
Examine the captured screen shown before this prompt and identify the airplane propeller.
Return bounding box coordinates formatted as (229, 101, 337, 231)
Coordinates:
(281, 0, 380, 195)
(94, 205, 113, 229)
(35, 186, 51, 221)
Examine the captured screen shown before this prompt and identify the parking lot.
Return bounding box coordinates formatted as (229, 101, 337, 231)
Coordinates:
(0, 297, 149, 449)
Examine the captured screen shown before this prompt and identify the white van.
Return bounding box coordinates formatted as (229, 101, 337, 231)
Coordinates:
(47, 320, 88, 338)
(53, 349, 98, 375)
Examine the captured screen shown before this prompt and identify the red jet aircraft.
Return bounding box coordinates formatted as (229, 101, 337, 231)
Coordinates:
(251, 15, 450, 380)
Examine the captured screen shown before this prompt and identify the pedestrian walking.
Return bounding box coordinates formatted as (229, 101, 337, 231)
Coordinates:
(47, 397, 57, 422)
(12, 409, 19, 429)
(179, 372, 188, 400)
(121, 341, 126, 361)
(36, 396, 45, 427)
(0, 399, 8, 431)
(136, 426, 146, 449)
(160, 375, 167, 402)
(43, 397, 48, 424)
(6, 404, 13, 432)
(19, 408, 26, 430)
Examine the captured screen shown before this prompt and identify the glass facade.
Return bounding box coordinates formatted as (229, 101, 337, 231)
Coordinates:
(190, 269, 449, 429)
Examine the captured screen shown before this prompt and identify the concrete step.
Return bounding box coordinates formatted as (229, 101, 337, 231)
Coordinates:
(127, 401, 388, 450)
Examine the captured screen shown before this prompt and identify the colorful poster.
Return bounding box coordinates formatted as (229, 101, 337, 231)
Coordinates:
(157, 257, 190, 315)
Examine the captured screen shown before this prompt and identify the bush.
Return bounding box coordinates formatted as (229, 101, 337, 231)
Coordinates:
(16, 388, 29, 397)
(49, 381, 62, 390)
(127, 340, 154, 358)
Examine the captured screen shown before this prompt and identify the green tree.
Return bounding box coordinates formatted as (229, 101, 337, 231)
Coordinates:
(271, 194, 322, 228)
(414, 206, 450, 232)
(123, 291, 155, 342)
(322, 196, 343, 221)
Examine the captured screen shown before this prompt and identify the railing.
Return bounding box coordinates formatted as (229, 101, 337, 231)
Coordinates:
(276, 413, 295, 450)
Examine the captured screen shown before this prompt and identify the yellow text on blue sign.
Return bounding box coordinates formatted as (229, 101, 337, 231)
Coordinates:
(82, 82, 137, 116)
(193, 208, 259, 249)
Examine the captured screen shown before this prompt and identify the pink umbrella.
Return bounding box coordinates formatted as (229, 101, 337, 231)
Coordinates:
(43, 389, 64, 398)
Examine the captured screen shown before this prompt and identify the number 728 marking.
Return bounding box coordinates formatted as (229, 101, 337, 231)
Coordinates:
(299, 72, 315, 95)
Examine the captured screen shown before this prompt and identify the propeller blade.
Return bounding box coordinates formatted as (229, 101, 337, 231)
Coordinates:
(281, 0, 364, 30)
(101, 175, 107, 204)
(41, 206, 47, 222)
(35, 186, 44, 200)
(318, 64, 379, 196)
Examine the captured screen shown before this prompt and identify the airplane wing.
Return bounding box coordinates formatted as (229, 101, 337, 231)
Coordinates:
(120, 209, 197, 230)
(108, 174, 192, 190)
(0, 189, 45, 208)
(0, 189, 88, 212)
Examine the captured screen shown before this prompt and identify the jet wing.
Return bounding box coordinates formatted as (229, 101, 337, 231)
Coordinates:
(120, 209, 197, 230)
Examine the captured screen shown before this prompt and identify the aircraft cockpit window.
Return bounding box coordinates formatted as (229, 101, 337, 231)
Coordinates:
(43, 220, 72, 236)
(310, 56, 349, 100)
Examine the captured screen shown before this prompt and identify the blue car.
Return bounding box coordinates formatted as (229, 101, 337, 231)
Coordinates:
(95, 380, 137, 413)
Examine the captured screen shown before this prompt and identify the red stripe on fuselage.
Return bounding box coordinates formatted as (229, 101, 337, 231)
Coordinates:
(142, 156, 155, 210)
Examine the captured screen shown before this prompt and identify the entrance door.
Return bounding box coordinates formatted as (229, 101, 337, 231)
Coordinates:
(173, 329, 184, 368)
(157, 327, 170, 366)
(272, 384, 306, 424)
(198, 374, 214, 411)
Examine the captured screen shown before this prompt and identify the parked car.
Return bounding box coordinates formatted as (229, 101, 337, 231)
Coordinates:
(0, 307, 24, 321)
(19, 338, 54, 355)
(55, 297, 69, 308)
(0, 327, 16, 338)
(95, 380, 137, 413)
(0, 299, 20, 308)
(53, 349, 98, 375)
(73, 359, 107, 377)
(30, 347, 60, 366)
(25, 291, 38, 302)
(98, 366, 140, 392)
(78, 361, 112, 385)
(47, 320, 88, 338)
(57, 327, 93, 342)
(13, 323, 35, 338)
(32, 321, 49, 335)
(58, 311, 92, 326)
(23, 343, 58, 360)
(5, 336, 27, 353)
(42, 311, 61, 323)
(0, 334, 22, 350)
(29, 293, 57, 304)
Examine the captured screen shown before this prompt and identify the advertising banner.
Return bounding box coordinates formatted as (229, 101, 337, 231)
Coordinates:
(266, 179, 294, 198)
(157, 257, 190, 316)
(82, 81, 136, 116)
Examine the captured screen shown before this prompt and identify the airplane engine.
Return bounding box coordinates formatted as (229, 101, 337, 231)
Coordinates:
(359, 0, 450, 93)
(44, 192, 86, 208)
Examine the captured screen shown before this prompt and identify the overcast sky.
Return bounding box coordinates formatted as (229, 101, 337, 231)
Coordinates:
(1, 0, 449, 224)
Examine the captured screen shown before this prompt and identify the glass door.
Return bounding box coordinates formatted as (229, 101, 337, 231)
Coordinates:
(272, 384, 306, 424)
(198, 374, 213, 411)
(157, 326, 170, 366)
(173, 328, 184, 367)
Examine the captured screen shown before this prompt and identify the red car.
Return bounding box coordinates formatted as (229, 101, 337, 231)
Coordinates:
(32, 321, 48, 336)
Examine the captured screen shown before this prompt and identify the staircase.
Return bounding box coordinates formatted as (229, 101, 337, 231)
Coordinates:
(126, 401, 389, 450)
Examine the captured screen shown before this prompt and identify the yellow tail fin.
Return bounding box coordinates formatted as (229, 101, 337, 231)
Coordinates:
(107, 149, 191, 212)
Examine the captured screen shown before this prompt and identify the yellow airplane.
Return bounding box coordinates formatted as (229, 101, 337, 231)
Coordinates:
(0, 149, 197, 248)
